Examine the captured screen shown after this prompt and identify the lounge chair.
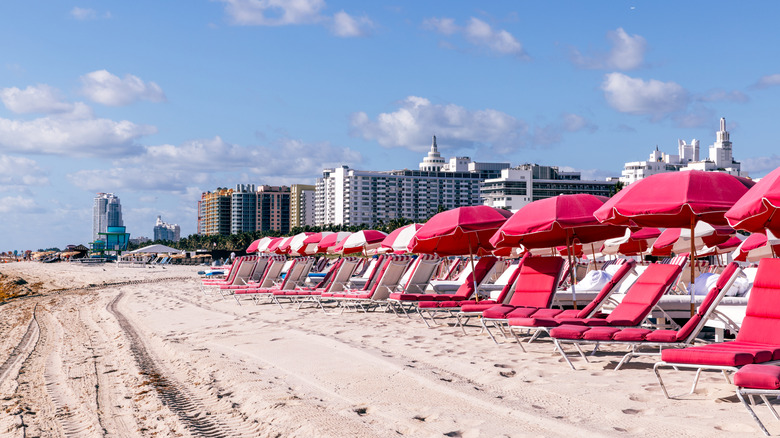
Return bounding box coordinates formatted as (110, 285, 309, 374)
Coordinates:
(734, 364, 780, 435)
(464, 256, 566, 342)
(235, 257, 313, 306)
(505, 259, 637, 345)
(416, 257, 525, 328)
(654, 257, 780, 399)
(549, 262, 739, 370)
(329, 255, 413, 313)
(287, 257, 361, 309)
(201, 255, 258, 294)
(387, 256, 498, 316)
(395, 254, 442, 294)
(231, 256, 288, 303)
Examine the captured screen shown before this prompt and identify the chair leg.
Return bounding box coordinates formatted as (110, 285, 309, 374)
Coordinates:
(737, 389, 772, 436)
(554, 339, 577, 370)
(653, 362, 672, 399)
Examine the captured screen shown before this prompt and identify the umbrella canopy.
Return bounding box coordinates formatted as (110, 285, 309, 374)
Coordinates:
(131, 244, 181, 254)
(257, 237, 283, 253)
(409, 206, 512, 256)
(595, 170, 755, 227)
(267, 236, 292, 254)
(651, 223, 734, 256)
(316, 232, 352, 253)
(725, 166, 780, 234)
(287, 232, 316, 255)
(733, 231, 780, 262)
(247, 236, 275, 253)
(333, 230, 388, 255)
(381, 223, 423, 254)
(491, 194, 626, 249)
(602, 227, 661, 256)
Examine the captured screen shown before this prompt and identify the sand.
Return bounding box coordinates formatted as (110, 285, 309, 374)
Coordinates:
(0, 261, 768, 437)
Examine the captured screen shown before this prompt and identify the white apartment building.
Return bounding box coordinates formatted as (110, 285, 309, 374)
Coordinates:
(481, 164, 618, 211)
(92, 192, 123, 242)
(153, 216, 181, 242)
(620, 117, 747, 185)
(291, 184, 316, 228)
(315, 137, 509, 226)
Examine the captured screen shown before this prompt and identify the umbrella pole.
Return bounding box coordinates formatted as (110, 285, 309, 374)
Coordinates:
(468, 239, 479, 303)
(690, 217, 696, 317)
(590, 243, 597, 270)
(566, 231, 577, 310)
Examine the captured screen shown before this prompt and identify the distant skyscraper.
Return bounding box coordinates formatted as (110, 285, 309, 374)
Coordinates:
(153, 216, 181, 242)
(93, 193, 123, 242)
(290, 184, 316, 228)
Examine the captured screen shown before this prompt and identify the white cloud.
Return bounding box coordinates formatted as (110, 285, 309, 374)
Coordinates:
(0, 196, 43, 214)
(742, 155, 780, 176)
(219, 0, 325, 26)
(572, 28, 646, 70)
(67, 136, 362, 192)
(532, 113, 598, 146)
(423, 16, 527, 59)
(80, 70, 166, 107)
(331, 11, 372, 37)
(753, 74, 780, 89)
(1, 84, 74, 114)
(465, 18, 525, 57)
(350, 96, 530, 152)
(601, 73, 689, 118)
(0, 155, 49, 186)
(70, 7, 111, 20)
(0, 110, 155, 157)
(422, 17, 459, 35)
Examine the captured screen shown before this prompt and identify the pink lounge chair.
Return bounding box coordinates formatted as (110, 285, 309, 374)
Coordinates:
(734, 364, 780, 435)
(505, 259, 637, 344)
(201, 255, 256, 293)
(386, 256, 498, 316)
(329, 255, 412, 313)
(415, 255, 528, 328)
(231, 256, 288, 303)
(460, 256, 566, 342)
(550, 262, 739, 370)
(241, 257, 315, 307)
(654, 257, 780, 399)
(286, 257, 361, 309)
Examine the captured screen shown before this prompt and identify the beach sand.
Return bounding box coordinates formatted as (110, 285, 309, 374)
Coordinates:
(0, 261, 766, 437)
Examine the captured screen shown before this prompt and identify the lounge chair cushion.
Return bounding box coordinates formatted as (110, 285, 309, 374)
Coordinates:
(507, 316, 560, 328)
(661, 342, 777, 366)
(505, 307, 543, 318)
(549, 324, 591, 340)
(611, 328, 653, 342)
(480, 304, 517, 319)
(581, 326, 621, 341)
(734, 364, 780, 390)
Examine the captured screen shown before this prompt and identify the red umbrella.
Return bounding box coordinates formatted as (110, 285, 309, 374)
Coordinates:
(267, 236, 292, 254)
(246, 238, 263, 253)
(733, 231, 780, 262)
(725, 166, 780, 234)
(409, 206, 513, 299)
(316, 232, 352, 253)
(410, 206, 512, 256)
(594, 170, 754, 314)
(490, 194, 626, 308)
(651, 223, 734, 256)
(381, 223, 423, 254)
(333, 230, 388, 255)
(602, 227, 661, 257)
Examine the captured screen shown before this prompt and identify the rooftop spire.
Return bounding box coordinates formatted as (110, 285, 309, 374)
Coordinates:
(432, 135, 438, 153)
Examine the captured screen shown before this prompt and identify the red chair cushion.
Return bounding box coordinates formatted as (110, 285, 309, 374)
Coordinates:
(734, 364, 780, 390)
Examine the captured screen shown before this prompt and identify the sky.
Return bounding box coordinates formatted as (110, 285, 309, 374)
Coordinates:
(2, 1, 780, 251)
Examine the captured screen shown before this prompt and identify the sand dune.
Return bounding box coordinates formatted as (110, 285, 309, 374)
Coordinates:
(0, 262, 766, 437)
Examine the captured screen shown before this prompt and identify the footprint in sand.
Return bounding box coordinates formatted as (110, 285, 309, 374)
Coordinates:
(621, 408, 641, 415)
(444, 431, 462, 437)
(499, 370, 516, 378)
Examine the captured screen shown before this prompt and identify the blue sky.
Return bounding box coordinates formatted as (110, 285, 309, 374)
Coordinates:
(2, 1, 780, 250)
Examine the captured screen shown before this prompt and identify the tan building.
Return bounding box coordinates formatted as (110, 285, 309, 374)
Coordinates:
(198, 188, 233, 235)
(290, 184, 316, 229)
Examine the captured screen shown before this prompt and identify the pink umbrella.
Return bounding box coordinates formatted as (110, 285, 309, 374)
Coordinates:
(268, 236, 292, 254)
(594, 170, 754, 314)
(316, 232, 352, 253)
(287, 232, 316, 255)
(651, 223, 734, 256)
(381, 223, 423, 254)
(725, 166, 780, 234)
(246, 238, 263, 253)
(602, 227, 661, 257)
(409, 206, 513, 300)
(490, 194, 626, 308)
(333, 230, 388, 255)
(257, 237, 283, 253)
(733, 231, 780, 262)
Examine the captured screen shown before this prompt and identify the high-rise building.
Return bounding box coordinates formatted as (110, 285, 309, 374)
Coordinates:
(153, 216, 181, 242)
(481, 164, 618, 211)
(198, 188, 233, 235)
(291, 184, 316, 229)
(93, 193, 123, 242)
(197, 185, 291, 235)
(231, 184, 257, 234)
(315, 137, 510, 227)
(620, 117, 747, 185)
(257, 185, 291, 234)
